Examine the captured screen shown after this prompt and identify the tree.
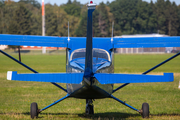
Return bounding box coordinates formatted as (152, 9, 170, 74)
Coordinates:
(19, 0, 41, 9)
(30, 7, 41, 35)
(0, 0, 4, 33)
(64, 1, 81, 17)
(177, 5, 180, 36)
(8, 4, 32, 35)
(45, 4, 58, 36)
(131, 1, 156, 34)
(56, 7, 69, 36)
(75, 10, 87, 37)
(96, 2, 111, 37)
(4, 0, 14, 5)
(147, 1, 158, 33)
(0, 1, 17, 34)
(67, 0, 72, 4)
(154, 0, 167, 34)
(8, 3, 32, 49)
(75, 2, 113, 37)
(153, 0, 179, 35)
(109, 0, 141, 35)
(0, 0, 179, 39)
(164, 1, 178, 36)
(0, 0, 4, 7)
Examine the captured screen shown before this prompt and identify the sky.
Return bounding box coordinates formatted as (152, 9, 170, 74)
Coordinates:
(13, 0, 180, 6)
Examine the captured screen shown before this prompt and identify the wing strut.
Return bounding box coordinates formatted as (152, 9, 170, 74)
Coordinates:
(0, 50, 67, 93)
(0, 50, 38, 73)
(40, 94, 70, 112)
(112, 52, 180, 93)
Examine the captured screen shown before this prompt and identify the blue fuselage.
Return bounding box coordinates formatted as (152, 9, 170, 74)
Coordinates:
(66, 48, 114, 99)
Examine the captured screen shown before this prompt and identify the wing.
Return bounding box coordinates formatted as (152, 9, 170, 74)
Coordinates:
(7, 71, 173, 84)
(7, 71, 83, 84)
(0, 34, 68, 47)
(113, 36, 180, 48)
(95, 73, 173, 84)
(1, 34, 180, 48)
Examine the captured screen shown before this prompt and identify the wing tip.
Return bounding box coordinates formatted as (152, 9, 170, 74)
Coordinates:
(7, 71, 12, 80)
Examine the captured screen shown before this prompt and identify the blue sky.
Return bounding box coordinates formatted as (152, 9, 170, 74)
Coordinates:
(13, 0, 180, 6)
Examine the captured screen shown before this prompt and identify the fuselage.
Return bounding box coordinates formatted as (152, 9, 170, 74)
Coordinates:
(66, 48, 114, 99)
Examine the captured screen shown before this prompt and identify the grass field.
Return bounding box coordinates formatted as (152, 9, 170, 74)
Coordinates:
(0, 51, 180, 119)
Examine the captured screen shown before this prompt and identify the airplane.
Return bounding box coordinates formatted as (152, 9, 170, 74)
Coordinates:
(0, 1, 180, 119)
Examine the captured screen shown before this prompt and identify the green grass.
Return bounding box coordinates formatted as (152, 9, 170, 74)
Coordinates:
(114, 54, 180, 73)
(0, 51, 180, 119)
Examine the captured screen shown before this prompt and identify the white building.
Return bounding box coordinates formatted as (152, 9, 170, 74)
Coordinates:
(0, 45, 8, 50)
(114, 33, 168, 38)
(114, 34, 179, 54)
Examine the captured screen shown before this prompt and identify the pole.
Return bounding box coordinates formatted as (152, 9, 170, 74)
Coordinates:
(42, 0, 46, 54)
(18, 46, 21, 62)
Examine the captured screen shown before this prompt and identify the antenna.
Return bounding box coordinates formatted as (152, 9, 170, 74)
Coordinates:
(111, 21, 114, 42)
(68, 21, 70, 41)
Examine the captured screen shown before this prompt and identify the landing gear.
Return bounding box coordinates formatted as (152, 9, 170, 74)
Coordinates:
(30, 102, 39, 119)
(141, 103, 149, 118)
(85, 99, 94, 115)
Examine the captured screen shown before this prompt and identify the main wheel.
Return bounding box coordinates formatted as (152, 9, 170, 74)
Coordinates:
(142, 103, 149, 118)
(30, 102, 39, 119)
(86, 104, 94, 115)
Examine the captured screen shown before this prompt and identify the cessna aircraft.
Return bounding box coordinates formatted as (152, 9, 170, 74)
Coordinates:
(0, 1, 180, 119)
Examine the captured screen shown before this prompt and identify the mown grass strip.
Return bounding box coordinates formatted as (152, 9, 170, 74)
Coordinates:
(0, 53, 179, 119)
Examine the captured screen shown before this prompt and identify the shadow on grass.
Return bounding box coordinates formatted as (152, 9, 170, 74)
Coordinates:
(0, 112, 139, 119)
(78, 112, 140, 119)
(150, 113, 180, 116)
(0, 112, 179, 119)
(39, 112, 140, 119)
(2, 112, 140, 119)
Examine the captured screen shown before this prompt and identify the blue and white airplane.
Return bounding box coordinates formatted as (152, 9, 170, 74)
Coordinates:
(0, 2, 180, 119)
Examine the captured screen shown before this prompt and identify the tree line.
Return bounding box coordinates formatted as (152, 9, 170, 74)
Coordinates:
(0, 0, 180, 38)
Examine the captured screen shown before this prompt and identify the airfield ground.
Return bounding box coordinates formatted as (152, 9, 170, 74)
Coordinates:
(0, 50, 179, 119)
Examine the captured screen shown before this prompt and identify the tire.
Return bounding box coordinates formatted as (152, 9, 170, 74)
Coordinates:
(30, 102, 39, 119)
(142, 103, 149, 118)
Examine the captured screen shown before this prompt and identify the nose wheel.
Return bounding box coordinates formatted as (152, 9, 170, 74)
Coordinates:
(85, 99, 94, 115)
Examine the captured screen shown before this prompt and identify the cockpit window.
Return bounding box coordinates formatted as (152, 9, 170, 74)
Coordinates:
(71, 49, 86, 60)
(70, 48, 110, 61)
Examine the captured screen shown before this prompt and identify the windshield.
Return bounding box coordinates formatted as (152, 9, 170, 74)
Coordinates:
(70, 48, 110, 61)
